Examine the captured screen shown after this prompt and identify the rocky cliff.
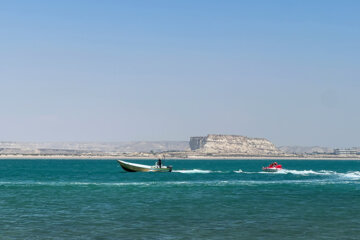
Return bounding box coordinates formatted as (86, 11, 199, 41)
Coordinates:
(190, 134, 282, 155)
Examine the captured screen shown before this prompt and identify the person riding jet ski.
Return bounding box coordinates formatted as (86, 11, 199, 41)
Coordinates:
(262, 162, 282, 172)
(269, 162, 278, 168)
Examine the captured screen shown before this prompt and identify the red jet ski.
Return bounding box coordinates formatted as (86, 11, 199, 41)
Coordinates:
(262, 162, 282, 172)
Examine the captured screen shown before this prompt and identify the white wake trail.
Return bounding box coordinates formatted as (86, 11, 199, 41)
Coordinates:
(173, 169, 213, 174)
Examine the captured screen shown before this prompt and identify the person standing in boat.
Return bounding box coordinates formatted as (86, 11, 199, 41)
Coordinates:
(157, 158, 162, 168)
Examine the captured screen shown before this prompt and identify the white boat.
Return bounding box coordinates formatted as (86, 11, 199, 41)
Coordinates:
(262, 167, 280, 172)
(117, 160, 172, 172)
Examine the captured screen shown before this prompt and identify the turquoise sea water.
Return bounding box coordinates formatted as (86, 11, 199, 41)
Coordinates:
(0, 159, 360, 240)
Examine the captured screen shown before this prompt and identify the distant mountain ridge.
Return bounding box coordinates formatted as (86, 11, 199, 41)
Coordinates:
(0, 141, 189, 154)
(278, 146, 334, 154)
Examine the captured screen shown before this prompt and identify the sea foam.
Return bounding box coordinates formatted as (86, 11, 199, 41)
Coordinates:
(173, 169, 215, 173)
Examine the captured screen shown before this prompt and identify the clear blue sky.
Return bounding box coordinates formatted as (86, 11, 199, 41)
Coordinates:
(0, 0, 359, 147)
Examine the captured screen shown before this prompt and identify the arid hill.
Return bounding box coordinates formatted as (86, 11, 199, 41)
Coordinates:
(190, 134, 283, 155)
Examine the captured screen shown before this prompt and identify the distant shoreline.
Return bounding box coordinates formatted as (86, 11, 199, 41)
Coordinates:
(0, 155, 359, 160)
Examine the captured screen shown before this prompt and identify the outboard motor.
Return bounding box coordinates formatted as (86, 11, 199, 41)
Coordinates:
(167, 165, 173, 172)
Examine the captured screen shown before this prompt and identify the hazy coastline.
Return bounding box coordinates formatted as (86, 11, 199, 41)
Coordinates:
(0, 135, 358, 160)
(0, 154, 359, 160)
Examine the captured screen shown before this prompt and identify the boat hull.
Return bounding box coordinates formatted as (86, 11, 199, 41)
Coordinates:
(262, 167, 281, 172)
(117, 160, 172, 172)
